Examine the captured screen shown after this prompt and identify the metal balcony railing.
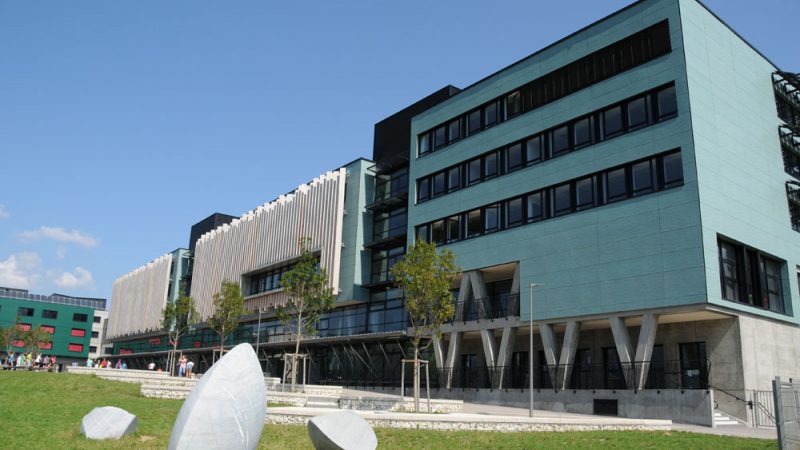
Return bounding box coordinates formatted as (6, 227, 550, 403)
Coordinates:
(450, 294, 520, 322)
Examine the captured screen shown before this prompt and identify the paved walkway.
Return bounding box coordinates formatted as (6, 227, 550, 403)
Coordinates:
(342, 388, 778, 440)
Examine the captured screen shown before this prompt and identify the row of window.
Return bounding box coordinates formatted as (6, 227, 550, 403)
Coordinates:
(248, 264, 296, 296)
(416, 150, 684, 245)
(788, 183, 800, 233)
(417, 84, 678, 203)
(16, 306, 90, 323)
(15, 323, 90, 338)
(372, 208, 407, 241)
(718, 237, 785, 314)
(418, 20, 672, 157)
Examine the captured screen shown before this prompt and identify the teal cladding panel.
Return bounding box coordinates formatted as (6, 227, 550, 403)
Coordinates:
(408, 0, 707, 322)
(337, 159, 373, 303)
(679, 0, 799, 323)
(0, 297, 94, 358)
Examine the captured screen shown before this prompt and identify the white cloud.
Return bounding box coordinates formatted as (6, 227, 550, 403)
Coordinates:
(51, 267, 94, 289)
(0, 205, 8, 220)
(19, 226, 99, 248)
(56, 245, 67, 260)
(0, 252, 42, 289)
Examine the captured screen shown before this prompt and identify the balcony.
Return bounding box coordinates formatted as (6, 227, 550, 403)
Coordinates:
(365, 226, 406, 249)
(366, 176, 409, 212)
(450, 293, 520, 322)
(774, 72, 800, 127)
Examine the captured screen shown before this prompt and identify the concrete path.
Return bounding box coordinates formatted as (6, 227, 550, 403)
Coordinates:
(672, 423, 777, 440)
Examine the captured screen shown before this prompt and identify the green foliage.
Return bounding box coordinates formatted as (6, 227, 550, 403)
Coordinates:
(162, 295, 200, 375)
(22, 325, 52, 354)
(277, 237, 335, 342)
(277, 237, 335, 385)
(208, 280, 245, 354)
(0, 315, 23, 353)
(390, 240, 458, 350)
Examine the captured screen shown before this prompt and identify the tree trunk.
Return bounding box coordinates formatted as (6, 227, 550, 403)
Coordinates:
(218, 326, 225, 362)
(413, 346, 420, 413)
(171, 339, 179, 377)
(292, 313, 302, 391)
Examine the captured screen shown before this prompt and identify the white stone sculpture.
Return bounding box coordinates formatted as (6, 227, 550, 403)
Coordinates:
(168, 343, 266, 450)
(307, 411, 377, 450)
(80, 406, 138, 440)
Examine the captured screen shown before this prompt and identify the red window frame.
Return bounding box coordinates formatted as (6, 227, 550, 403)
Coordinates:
(38, 342, 52, 350)
(68, 343, 83, 352)
(41, 325, 55, 334)
(70, 328, 86, 337)
(18, 323, 31, 331)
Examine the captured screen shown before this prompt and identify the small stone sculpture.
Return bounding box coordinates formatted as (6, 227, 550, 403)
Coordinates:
(80, 406, 138, 440)
(168, 343, 266, 450)
(307, 411, 377, 450)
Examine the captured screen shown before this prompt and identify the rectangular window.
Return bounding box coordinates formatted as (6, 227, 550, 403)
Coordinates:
(432, 172, 446, 197)
(552, 125, 570, 156)
(68, 343, 84, 353)
(468, 158, 482, 186)
(506, 197, 523, 228)
(419, 133, 431, 156)
(446, 216, 461, 242)
(573, 116, 593, 149)
(448, 119, 461, 143)
(484, 101, 498, 127)
(506, 91, 521, 118)
(91, 331, 99, 338)
(40, 325, 55, 334)
(434, 125, 447, 149)
(575, 176, 596, 211)
(484, 152, 498, 179)
(70, 328, 86, 337)
(656, 85, 678, 120)
(604, 167, 628, 203)
(89, 346, 97, 353)
(662, 151, 683, 188)
(527, 191, 545, 222)
(93, 315, 102, 323)
(18, 323, 31, 331)
(417, 178, 430, 202)
(718, 237, 786, 313)
(484, 204, 500, 233)
(416, 224, 429, 243)
(38, 342, 52, 350)
(506, 143, 523, 172)
(467, 209, 482, 237)
(18, 307, 34, 317)
(41, 309, 58, 319)
(553, 183, 572, 216)
(468, 109, 482, 135)
(73, 313, 88, 322)
(447, 166, 461, 192)
(12, 340, 24, 348)
(603, 105, 624, 138)
(431, 220, 445, 245)
(526, 135, 543, 164)
(627, 96, 649, 129)
(631, 160, 655, 196)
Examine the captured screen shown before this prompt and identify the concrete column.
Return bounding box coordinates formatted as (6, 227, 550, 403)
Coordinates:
(480, 328, 499, 387)
(444, 331, 462, 389)
(456, 274, 471, 322)
(633, 313, 659, 390)
(556, 321, 581, 390)
(510, 264, 521, 294)
(470, 271, 489, 320)
(609, 316, 634, 388)
(432, 335, 446, 370)
(495, 326, 516, 389)
(540, 323, 560, 366)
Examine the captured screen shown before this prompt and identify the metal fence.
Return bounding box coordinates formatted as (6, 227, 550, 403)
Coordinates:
(774, 377, 800, 449)
(451, 294, 520, 322)
(752, 389, 777, 428)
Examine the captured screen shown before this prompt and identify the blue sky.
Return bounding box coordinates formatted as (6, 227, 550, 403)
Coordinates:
(0, 0, 796, 303)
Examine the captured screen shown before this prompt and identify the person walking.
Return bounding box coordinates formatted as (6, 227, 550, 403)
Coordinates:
(186, 359, 194, 378)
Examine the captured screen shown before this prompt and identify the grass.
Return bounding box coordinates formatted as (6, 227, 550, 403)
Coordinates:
(0, 371, 776, 449)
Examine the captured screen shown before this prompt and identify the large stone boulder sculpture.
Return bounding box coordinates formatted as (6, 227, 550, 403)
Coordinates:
(168, 343, 266, 450)
(80, 406, 138, 440)
(307, 411, 377, 450)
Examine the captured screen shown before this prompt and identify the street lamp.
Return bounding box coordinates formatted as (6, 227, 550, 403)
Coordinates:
(255, 309, 263, 371)
(528, 282, 542, 418)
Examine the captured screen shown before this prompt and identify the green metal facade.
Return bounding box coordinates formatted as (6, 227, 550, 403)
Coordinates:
(408, 0, 797, 324)
(337, 158, 373, 303)
(0, 297, 95, 358)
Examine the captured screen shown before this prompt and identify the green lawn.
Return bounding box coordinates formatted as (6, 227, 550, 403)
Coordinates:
(0, 371, 776, 449)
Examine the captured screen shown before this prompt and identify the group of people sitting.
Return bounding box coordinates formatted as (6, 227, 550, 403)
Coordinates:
(87, 358, 127, 370)
(3, 352, 57, 370)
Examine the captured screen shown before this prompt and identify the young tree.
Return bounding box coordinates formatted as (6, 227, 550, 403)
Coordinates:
(277, 237, 336, 389)
(208, 280, 245, 360)
(0, 316, 23, 356)
(390, 240, 459, 412)
(23, 325, 53, 356)
(162, 295, 200, 376)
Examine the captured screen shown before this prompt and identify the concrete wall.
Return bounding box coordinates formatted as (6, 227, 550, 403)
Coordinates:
(337, 159, 372, 303)
(739, 315, 800, 391)
(358, 386, 712, 426)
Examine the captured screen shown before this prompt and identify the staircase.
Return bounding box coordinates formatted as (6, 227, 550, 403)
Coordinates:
(305, 396, 339, 409)
(713, 411, 741, 426)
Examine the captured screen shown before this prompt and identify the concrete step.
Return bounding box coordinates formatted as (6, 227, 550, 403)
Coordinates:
(714, 412, 741, 426)
(306, 401, 339, 409)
